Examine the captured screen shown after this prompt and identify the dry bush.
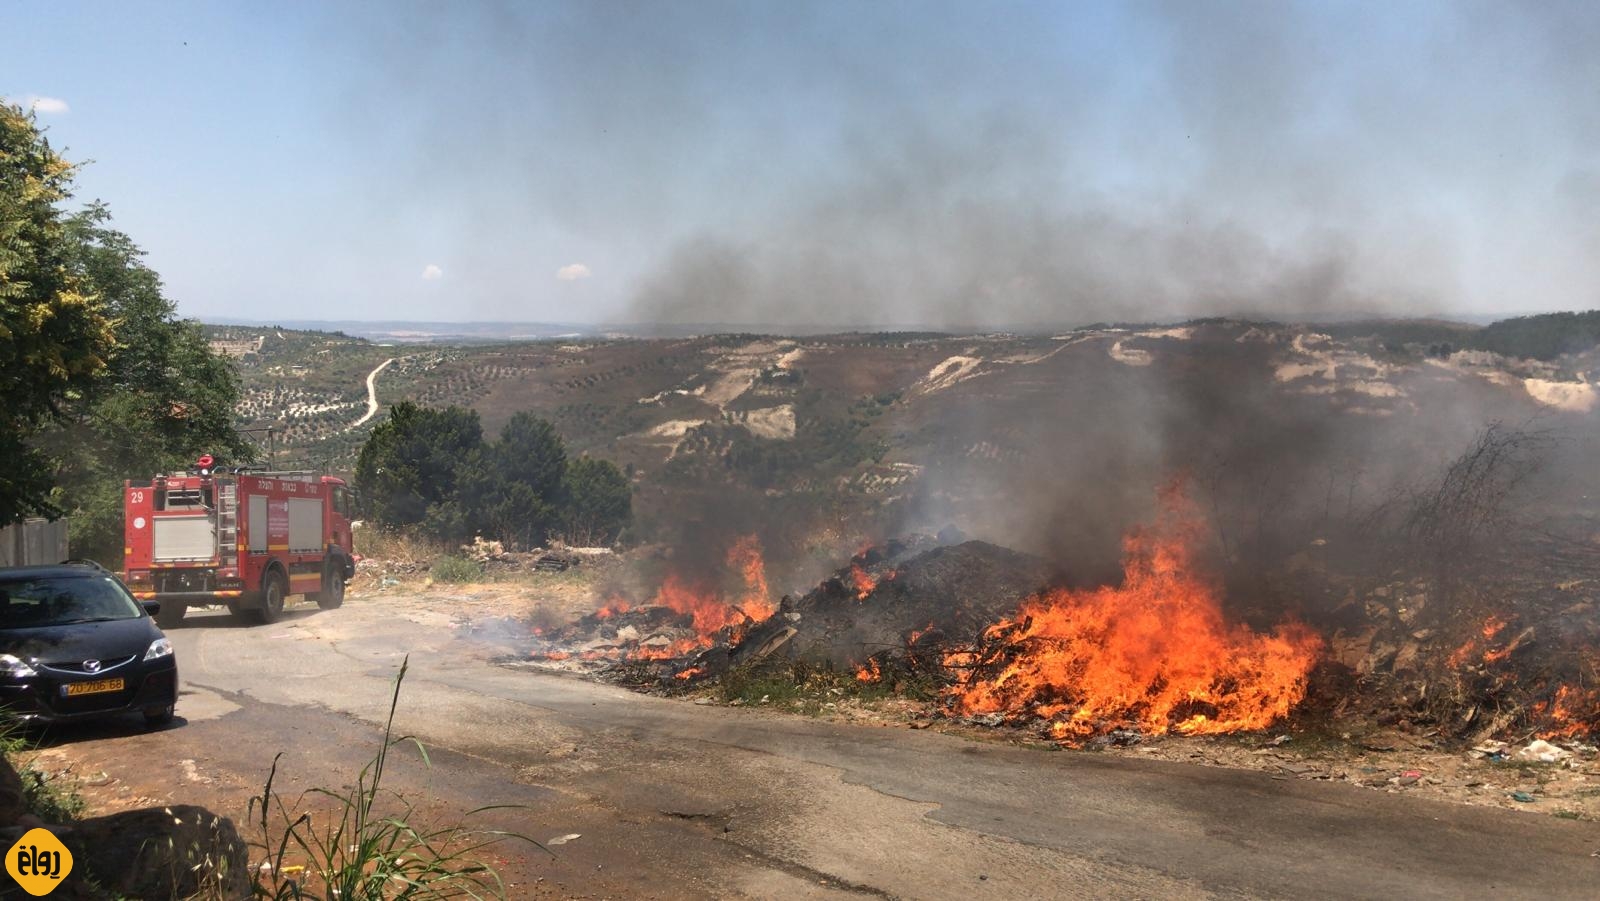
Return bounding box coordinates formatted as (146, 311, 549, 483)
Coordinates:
(1395, 422, 1554, 584)
(353, 527, 450, 565)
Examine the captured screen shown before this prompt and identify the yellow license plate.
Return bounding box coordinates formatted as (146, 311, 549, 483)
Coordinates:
(63, 678, 124, 697)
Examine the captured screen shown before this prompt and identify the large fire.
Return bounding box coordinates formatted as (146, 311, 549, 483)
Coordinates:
(944, 488, 1323, 742)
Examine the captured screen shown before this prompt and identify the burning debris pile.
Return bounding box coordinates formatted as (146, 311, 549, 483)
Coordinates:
(516, 535, 775, 672)
(1311, 530, 1600, 742)
(729, 536, 1057, 669)
(504, 485, 1600, 748)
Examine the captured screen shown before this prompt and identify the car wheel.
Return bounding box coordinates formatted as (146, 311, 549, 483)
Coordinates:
(154, 602, 187, 629)
(315, 566, 345, 610)
(254, 571, 287, 624)
(143, 705, 175, 728)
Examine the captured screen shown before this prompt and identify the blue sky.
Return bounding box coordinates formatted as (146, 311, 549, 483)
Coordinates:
(7, 1, 1598, 326)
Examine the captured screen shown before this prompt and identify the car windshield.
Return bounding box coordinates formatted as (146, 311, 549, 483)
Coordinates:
(0, 575, 143, 628)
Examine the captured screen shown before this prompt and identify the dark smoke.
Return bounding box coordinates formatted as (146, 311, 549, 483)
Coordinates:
(330, 1, 1599, 327)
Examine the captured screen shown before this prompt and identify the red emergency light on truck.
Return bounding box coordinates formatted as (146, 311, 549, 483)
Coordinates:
(122, 455, 356, 626)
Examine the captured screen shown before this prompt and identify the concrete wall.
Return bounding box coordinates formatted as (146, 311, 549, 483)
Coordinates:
(0, 518, 70, 567)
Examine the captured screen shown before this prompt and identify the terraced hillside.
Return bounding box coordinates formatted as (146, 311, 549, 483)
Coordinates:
(214, 318, 1600, 587)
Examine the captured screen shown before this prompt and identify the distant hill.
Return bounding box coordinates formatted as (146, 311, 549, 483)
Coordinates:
(202, 318, 1599, 584)
(1467, 310, 1600, 361)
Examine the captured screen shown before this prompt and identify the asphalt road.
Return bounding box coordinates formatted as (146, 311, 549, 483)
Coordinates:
(79, 596, 1600, 899)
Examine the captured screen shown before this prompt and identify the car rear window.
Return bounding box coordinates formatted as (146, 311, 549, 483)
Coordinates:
(0, 575, 144, 628)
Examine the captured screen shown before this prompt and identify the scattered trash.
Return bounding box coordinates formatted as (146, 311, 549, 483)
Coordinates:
(1513, 740, 1574, 764)
(965, 712, 1006, 727)
(1510, 791, 1537, 803)
(1269, 734, 1292, 746)
(547, 834, 582, 846)
(1471, 740, 1509, 760)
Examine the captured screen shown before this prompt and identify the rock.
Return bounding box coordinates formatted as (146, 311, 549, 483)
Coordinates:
(66, 805, 249, 900)
(0, 755, 29, 828)
(1328, 628, 1379, 670)
(1358, 642, 1400, 675)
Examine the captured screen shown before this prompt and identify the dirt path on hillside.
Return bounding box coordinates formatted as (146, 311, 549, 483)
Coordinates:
(353, 357, 394, 427)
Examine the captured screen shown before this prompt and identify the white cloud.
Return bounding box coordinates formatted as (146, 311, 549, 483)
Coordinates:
(22, 95, 70, 114)
(421, 264, 443, 280)
(556, 263, 591, 281)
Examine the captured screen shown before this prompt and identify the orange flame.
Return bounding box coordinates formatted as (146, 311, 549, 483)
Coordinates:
(1481, 614, 1508, 641)
(945, 488, 1322, 742)
(850, 565, 877, 600)
(1448, 614, 1518, 668)
(675, 666, 705, 681)
(537, 535, 777, 668)
(727, 535, 777, 622)
(1539, 685, 1600, 738)
(856, 659, 882, 682)
(595, 599, 632, 619)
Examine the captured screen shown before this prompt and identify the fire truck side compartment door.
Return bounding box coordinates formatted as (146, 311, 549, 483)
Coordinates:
(248, 494, 268, 553)
(288, 498, 324, 553)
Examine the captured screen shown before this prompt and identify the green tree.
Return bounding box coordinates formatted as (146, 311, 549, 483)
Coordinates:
(355, 402, 484, 531)
(0, 103, 113, 523)
(354, 403, 632, 549)
(561, 456, 632, 544)
(489, 413, 566, 500)
(38, 203, 253, 559)
(457, 413, 568, 548)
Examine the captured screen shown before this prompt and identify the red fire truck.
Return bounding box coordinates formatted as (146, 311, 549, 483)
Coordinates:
(122, 455, 356, 626)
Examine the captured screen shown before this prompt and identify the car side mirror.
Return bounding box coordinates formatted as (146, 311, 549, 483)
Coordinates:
(141, 600, 161, 617)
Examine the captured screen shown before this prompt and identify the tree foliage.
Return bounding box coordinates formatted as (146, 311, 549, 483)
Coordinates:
(40, 203, 254, 558)
(355, 404, 631, 547)
(2, 104, 247, 554)
(354, 402, 484, 531)
(0, 103, 113, 522)
(562, 457, 632, 545)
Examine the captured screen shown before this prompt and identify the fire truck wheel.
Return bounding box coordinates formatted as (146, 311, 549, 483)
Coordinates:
(154, 602, 187, 629)
(255, 571, 287, 624)
(315, 567, 345, 610)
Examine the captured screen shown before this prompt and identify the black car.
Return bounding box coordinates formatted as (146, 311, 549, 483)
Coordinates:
(0, 563, 178, 727)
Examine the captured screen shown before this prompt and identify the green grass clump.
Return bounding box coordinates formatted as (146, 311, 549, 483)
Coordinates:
(429, 556, 484, 584)
(0, 725, 86, 823)
(250, 657, 540, 900)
